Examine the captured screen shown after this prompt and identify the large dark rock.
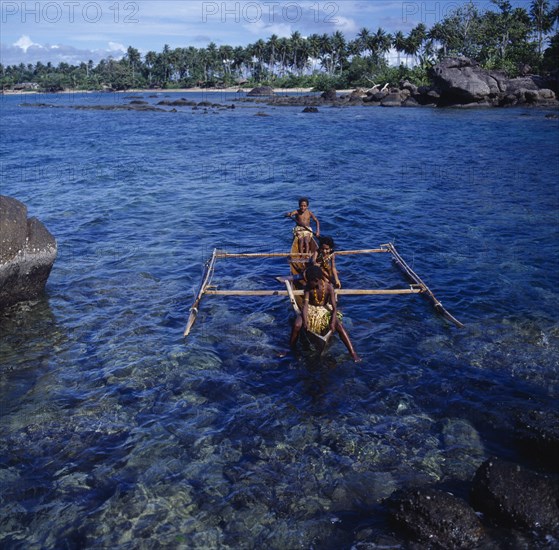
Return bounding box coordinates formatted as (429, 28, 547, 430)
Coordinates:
(515, 409, 559, 470)
(320, 89, 337, 101)
(471, 457, 559, 534)
(430, 57, 558, 107)
(247, 86, 274, 97)
(380, 92, 403, 107)
(388, 488, 484, 548)
(0, 196, 57, 309)
(430, 56, 507, 104)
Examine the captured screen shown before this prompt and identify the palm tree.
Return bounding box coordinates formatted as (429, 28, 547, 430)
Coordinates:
(356, 27, 371, 56)
(231, 46, 249, 79)
(144, 51, 157, 85)
(125, 46, 141, 83)
(277, 37, 290, 77)
(318, 33, 334, 74)
(530, 0, 554, 55)
(160, 44, 171, 82)
(373, 28, 392, 64)
(296, 40, 312, 75)
(405, 24, 427, 65)
(347, 39, 361, 60)
(218, 44, 234, 79)
(393, 30, 407, 65)
(306, 34, 322, 72)
(265, 34, 279, 78)
(331, 31, 347, 75)
(288, 31, 304, 74)
(247, 39, 266, 81)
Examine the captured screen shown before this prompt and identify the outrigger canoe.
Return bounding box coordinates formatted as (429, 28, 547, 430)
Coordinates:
(183, 242, 464, 346)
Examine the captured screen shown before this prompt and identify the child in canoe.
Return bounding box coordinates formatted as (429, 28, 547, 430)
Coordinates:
(310, 236, 341, 289)
(290, 266, 360, 362)
(276, 235, 341, 290)
(284, 197, 320, 254)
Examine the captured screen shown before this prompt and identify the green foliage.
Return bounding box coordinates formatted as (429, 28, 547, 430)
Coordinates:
(310, 73, 343, 92)
(2, 1, 557, 92)
(542, 31, 559, 72)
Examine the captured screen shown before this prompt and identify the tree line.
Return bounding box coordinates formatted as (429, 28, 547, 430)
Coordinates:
(2, 0, 558, 92)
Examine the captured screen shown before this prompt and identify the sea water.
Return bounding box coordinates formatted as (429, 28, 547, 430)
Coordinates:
(1, 90, 558, 548)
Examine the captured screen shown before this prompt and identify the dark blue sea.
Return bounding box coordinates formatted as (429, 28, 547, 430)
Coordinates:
(1, 90, 558, 548)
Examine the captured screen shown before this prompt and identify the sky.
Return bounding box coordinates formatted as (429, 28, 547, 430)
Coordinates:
(0, 0, 533, 66)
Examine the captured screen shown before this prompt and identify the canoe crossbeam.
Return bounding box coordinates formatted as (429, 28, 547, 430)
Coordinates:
(204, 287, 422, 296)
(184, 242, 463, 336)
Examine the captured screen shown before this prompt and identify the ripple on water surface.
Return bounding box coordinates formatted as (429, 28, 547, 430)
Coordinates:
(1, 99, 558, 548)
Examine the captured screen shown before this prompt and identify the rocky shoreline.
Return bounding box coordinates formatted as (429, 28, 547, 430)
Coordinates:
(0, 196, 57, 310)
(240, 57, 559, 110)
(346, 403, 559, 548)
(12, 57, 559, 114)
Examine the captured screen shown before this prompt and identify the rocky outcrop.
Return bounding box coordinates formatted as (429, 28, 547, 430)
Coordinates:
(379, 456, 559, 548)
(388, 488, 485, 548)
(247, 86, 274, 97)
(0, 196, 57, 309)
(515, 409, 559, 470)
(430, 56, 557, 106)
(237, 57, 558, 109)
(471, 457, 559, 533)
(430, 56, 506, 104)
(320, 89, 337, 101)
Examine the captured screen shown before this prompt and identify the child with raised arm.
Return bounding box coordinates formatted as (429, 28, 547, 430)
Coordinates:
(284, 197, 320, 254)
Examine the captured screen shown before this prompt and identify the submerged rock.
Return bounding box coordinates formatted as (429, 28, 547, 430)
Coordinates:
(470, 457, 559, 534)
(515, 409, 559, 470)
(388, 488, 484, 548)
(0, 195, 57, 309)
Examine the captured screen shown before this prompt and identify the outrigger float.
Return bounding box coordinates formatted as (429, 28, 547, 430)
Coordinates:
(184, 243, 464, 346)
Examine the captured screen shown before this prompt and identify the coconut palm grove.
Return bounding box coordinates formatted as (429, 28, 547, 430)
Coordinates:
(2, 0, 558, 91)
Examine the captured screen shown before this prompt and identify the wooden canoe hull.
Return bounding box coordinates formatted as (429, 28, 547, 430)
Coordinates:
(284, 277, 333, 355)
(289, 234, 317, 277)
(303, 327, 333, 354)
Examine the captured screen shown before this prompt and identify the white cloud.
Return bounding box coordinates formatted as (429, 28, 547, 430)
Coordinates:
(13, 35, 40, 53)
(242, 19, 293, 38)
(108, 42, 126, 53)
(1, 36, 127, 66)
(331, 16, 359, 35)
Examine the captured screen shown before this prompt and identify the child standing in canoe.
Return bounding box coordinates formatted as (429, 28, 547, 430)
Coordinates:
(284, 197, 320, 254)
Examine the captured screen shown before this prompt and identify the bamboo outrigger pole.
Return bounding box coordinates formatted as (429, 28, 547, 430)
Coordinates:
(385, 243, 464, 328)
(184, 248, 218, 336)
(216, 248, 390, 259)
(204, 288, 421, 296)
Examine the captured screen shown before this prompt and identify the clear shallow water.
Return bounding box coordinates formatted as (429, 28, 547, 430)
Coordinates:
(1, 91, 558, 548)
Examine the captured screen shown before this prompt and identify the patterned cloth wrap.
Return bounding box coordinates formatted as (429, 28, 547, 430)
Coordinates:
(306, 304, 342, 335)
(293, 226, 313, 238)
